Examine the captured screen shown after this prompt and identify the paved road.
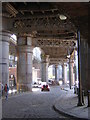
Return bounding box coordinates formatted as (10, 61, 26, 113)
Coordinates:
(2, 86, 70, 119)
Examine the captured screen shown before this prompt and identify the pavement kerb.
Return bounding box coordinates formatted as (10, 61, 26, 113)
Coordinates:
(53, 99, 89, 120)
(53, 87, 89, 120)
(53, 104, 77, 119)
(52, 93, 78, 119)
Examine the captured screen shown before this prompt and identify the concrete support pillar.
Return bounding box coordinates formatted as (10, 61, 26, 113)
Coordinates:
(41, 55, 49, 83)
(63, 63, 67, 85)
(69, 58, 74, 89)
(62, 64, 64, 84)
(73, 64, 77, 93)
(57, 66, 60, 81)
(87, 46, 90, 91)
(71, 62, 74, 86)
(55, 65, 58, 81)
(69, 58, 71, 89)
(0, 31, 11, 86)
(17, 36, 33, 92)
(52, 65, 55, 76)
(73, 50, 77, 82)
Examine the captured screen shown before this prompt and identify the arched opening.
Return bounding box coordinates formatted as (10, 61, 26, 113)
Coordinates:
(32, 47, 41, 85)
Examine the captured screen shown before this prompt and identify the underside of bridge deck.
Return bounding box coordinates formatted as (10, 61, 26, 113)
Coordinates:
(2, 2, 88, 64)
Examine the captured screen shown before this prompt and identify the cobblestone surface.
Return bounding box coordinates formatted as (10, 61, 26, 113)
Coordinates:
(2, 86, 69, 118)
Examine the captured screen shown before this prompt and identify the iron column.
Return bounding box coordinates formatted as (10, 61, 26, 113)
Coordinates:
(77, 30, 83, 106)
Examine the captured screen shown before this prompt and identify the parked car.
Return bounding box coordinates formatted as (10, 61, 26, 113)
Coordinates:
(41, 83, 50, 91)
(48, 79, 53, 85)
(32, 82, 39, 88)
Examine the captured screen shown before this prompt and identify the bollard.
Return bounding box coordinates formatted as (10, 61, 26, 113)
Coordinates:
(88, 90, 90, 107)
(82, 90, 84, 105)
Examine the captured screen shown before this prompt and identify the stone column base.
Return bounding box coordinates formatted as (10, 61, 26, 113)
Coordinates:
(17, 84, 32, 92)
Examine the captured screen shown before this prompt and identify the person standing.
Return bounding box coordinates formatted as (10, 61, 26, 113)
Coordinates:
(4, 84, 9, 100)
